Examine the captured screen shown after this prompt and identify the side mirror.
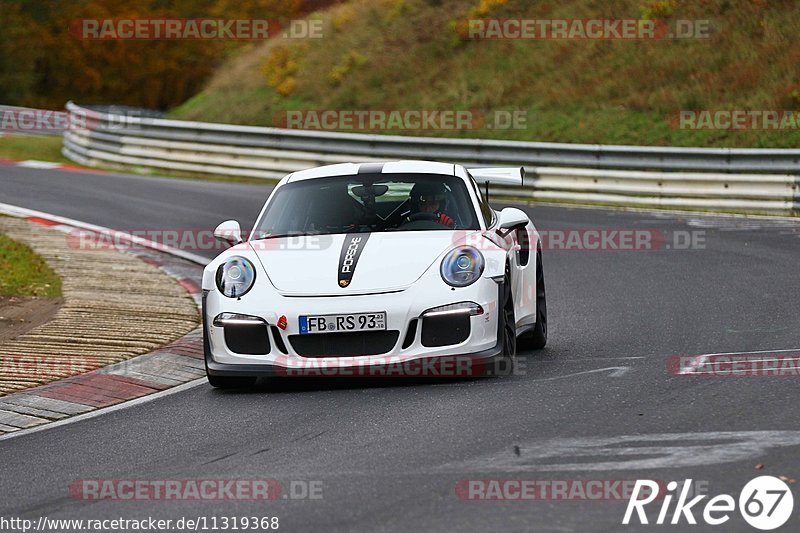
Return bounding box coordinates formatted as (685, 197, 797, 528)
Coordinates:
(214, 220, 243, 246)
(497, 207, 529, 231)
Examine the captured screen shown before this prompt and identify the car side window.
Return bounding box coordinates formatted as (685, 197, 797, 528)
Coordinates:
(467, 173, 495, 227)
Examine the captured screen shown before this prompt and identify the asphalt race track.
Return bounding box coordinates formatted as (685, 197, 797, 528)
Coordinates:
(2, 165, 800, 531)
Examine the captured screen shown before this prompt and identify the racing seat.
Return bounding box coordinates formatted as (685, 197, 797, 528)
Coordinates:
(307, 188, 367, 232)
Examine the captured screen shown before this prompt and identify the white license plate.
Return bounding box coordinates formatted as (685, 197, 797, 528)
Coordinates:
(299, 312, 386, 334)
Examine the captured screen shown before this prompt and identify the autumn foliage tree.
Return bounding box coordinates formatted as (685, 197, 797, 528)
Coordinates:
(0, 0, 339, 110)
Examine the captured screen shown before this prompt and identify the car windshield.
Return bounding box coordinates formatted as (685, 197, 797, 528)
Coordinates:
(252, 173, 479, 239)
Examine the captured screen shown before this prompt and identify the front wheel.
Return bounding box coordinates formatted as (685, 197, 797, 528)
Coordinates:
(489, 264, 517, 377)
(518, 249, 547, 350)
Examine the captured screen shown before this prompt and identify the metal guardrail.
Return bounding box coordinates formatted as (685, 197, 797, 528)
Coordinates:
(62, 102, 799, 215)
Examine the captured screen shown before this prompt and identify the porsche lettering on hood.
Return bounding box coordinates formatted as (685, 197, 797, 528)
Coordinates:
(249, 231, 480, 295)
(338, 233, 370, 288)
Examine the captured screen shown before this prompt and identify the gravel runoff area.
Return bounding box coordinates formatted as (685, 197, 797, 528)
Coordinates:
(0, 216, 201, 413)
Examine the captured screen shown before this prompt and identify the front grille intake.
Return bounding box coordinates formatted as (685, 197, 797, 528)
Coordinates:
(421, 314, 470, 347)
(289, 331, 400, 357)
(224, 323, 271, 355)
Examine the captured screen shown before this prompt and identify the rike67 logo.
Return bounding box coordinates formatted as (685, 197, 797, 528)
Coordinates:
(623, 476, 794, 530)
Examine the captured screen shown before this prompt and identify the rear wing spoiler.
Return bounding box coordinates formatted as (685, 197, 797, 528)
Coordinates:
(467, 167, 525, 186)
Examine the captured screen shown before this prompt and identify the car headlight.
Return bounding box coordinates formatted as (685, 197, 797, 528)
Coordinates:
(440, 247, 484, 287)
(215, 256, 256, 298)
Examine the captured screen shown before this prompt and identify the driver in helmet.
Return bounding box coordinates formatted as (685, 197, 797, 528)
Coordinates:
(406, 181, 456, 228)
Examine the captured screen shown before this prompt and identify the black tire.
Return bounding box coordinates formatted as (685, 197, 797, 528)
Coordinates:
(518, 249, 547, 350)
(490, 263, 517, 377)
(206, 374, 258, 389)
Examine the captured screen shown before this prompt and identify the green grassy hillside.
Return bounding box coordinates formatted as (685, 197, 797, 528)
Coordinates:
(171, 0, 800, 148)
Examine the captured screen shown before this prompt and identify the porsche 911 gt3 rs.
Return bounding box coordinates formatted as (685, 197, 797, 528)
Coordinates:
(202, 160, 547, 387)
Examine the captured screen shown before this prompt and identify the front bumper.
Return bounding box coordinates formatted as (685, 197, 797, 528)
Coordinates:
(204, 336, 504, 378)
(203, 277, 505, 378)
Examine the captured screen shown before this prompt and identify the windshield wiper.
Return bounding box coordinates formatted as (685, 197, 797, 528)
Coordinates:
(250, 233, 303, 241)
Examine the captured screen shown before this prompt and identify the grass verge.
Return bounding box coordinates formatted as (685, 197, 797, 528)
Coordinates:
(0, 231, 62, 298)
(0, 135, 70, 163)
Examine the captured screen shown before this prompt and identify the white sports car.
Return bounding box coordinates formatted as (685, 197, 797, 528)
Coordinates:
(202, 160, 547, 387)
